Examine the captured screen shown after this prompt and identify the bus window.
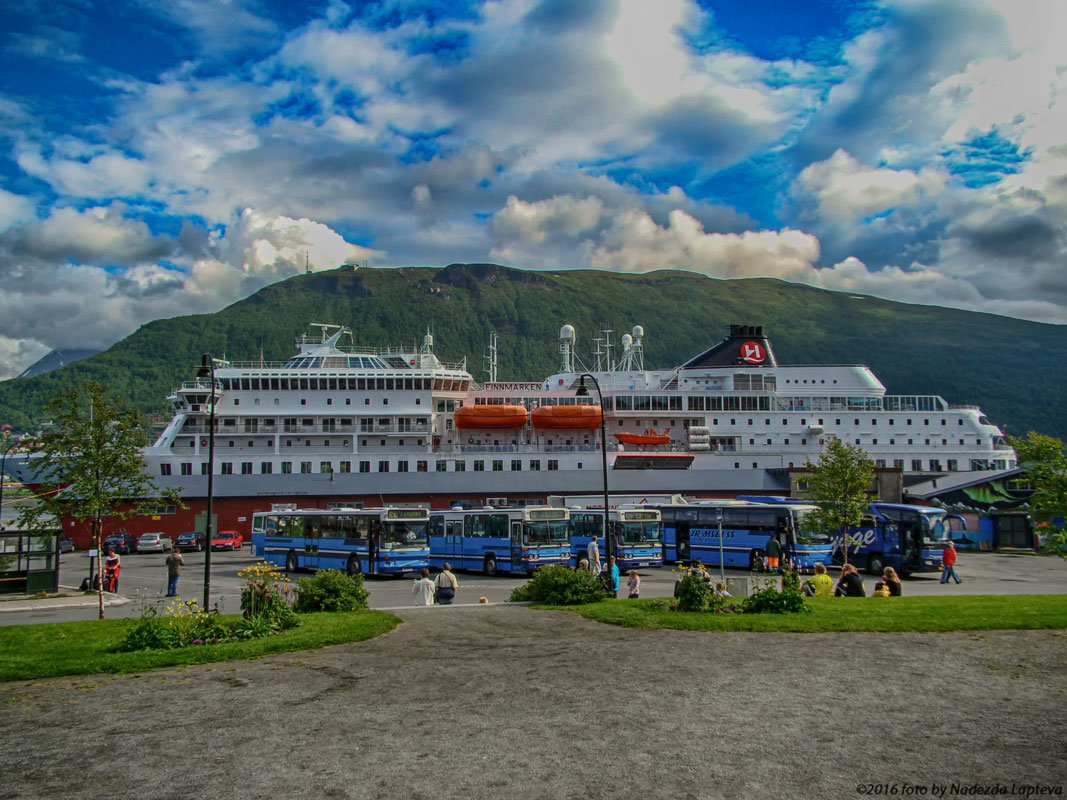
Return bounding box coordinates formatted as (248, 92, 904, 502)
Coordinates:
(305, 517, 321, 539)
(747, 509, 777, 533)
(489, 514, 508, 539)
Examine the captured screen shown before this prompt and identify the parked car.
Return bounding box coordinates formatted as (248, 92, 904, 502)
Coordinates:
(58, 536, 75, 553)
(175, 531, 205, 552)
(211, 530, 243, 551)
(102, 532, 137, 554)
(136, 532, 174, 553)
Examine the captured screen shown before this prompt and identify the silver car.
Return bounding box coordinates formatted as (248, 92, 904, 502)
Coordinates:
(136, 532, 174, 553)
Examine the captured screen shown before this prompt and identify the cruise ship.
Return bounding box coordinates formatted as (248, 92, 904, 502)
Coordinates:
(14, 322, 1015, 542)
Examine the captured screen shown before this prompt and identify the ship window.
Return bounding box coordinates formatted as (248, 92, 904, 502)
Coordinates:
(300, 462, 312, 473)
(241, 379, 250, 390)
(201, 463, 209, 474)
(436, 460, 447, 472)
(181, 463, 192, 475)
(160, 464, 171, 476)
(548, 460, 559, 471)
(416, 461, 427, 472)
(454, 461, 465, 471)
(378, 461, 389, 473)
(221, 462, 233, 475)
(261, 462, 272, 474)
(912, 460, 922, 471)
(529, 460, 541, 471)
(281, 462, 292, 474)
(511, 460, 521, 471)
(616, 396, 632, 411)
(359, 461, 370, 473)
(947, 460, 957, 471)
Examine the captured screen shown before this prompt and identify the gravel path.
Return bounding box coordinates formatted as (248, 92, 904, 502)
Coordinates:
(3, 605, 1065, 800)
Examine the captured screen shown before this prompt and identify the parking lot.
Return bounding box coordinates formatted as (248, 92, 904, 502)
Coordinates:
(2, 545, 1066, 625)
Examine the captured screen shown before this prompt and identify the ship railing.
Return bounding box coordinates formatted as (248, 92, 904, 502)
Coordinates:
(196, 358, 470, 371)
(177, 380, 223, 392)
(177, 424, 429, 436)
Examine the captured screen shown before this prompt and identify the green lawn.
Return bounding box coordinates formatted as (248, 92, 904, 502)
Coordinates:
(0, 610, 400, 682)
(568, 594, 1067, 633)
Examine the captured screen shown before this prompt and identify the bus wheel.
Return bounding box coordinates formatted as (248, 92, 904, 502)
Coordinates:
(285, 551, 298, 573)
(484, 555, 498, 577)
(346, 555, 361, 577)
(866, 554, 885, 576)
(749, 550, 765, 572)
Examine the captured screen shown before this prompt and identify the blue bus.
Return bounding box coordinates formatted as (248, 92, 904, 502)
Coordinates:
(429, 506, 570, 576)
(567, 508, 663, 569)
(833, 503, 965, 576)
(653, 502, 834, 570)
(253, 507, 430, 576)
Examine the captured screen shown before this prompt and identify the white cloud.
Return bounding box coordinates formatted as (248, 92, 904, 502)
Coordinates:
(0, 189, 35, 232)
(794, 149, 947, 221)
(17, 204, 169, 264)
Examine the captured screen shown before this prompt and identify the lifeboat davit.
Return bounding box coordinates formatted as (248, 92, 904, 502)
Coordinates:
(614, 428, 671, 446)
(454, 404, 528, 430)
(531, 404, 602, 429)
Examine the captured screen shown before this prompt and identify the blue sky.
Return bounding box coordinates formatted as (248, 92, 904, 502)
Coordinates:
(0, 0, 1064, 375)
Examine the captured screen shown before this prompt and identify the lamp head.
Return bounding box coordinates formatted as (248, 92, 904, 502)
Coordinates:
(575, 376, 590, 397)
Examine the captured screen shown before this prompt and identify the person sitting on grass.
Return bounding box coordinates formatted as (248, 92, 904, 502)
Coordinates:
(874, 566, 902, 597)
(835, 563, 866, 597)
(803, 563, 835, 597)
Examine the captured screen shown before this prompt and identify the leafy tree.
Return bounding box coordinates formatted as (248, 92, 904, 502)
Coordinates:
(1009, 431, 1067, 557)
(16, 381, 182, 618)
(801, 437, 875, 565)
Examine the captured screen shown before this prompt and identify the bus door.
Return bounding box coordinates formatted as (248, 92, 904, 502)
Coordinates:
(303, 517, 321, 570)
(899, 518, 923, 573)
(674, 517, 692, 563)
(446, 519, 462, 563)
(510, 521, 525, 572)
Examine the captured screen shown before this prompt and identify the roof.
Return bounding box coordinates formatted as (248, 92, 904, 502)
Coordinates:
(903, 467, 1026, 500)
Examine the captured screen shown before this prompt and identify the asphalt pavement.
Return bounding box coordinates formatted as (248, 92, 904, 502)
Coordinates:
(1, 547, 1065, 625)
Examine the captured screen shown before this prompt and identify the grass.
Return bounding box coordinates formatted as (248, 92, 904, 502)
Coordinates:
(567, 594, 1067, 633)
(0, 610, 400, 682)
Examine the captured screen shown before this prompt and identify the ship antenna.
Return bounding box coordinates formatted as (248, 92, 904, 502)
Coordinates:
(305, 251, 310, 275)
(485, 332, 498, 383)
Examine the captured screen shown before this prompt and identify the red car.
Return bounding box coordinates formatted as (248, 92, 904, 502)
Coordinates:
(211, 530, 243, 551)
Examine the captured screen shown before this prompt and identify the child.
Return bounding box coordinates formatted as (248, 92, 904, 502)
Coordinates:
(627, 569, 640, 599)
(714, 582, 731, 597)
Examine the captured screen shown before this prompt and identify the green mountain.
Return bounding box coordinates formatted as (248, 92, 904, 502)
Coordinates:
(2, 263, 1064, 441)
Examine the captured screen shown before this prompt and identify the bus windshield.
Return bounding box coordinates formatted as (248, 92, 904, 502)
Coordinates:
(616, 521, 661, 545)
(791, 508, 833, 545)
(919, 512, 950, 545)
(381, 521, 429, 549)
(524, 519, 569, 545)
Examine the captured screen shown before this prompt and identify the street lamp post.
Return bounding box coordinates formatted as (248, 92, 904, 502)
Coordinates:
(0, 438, 18, 532)
(576, 374, 611, 567)
(199, 354, 217, 611)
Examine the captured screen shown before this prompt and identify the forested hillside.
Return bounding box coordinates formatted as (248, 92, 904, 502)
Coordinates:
(1, 263, 1064, 440)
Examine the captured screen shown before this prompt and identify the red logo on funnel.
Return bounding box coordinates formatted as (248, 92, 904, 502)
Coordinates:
(740, 342, 765, 364)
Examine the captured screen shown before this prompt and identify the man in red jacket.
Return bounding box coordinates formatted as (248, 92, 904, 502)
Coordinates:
(940, 541, 962, 584)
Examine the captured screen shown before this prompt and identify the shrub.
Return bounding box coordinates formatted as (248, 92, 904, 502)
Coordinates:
(239, 561, 297, 622)
(741, 570, 810, 615)
(115, 618, 180, 651)
(294, 569, 369, 613)
(674, 574, 728, 613)
(508, 565, 611, 605)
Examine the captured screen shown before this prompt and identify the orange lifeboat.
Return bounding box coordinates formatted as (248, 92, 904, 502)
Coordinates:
(614, 428, 671, 446)
(454, 404, 528, 430)
(531, 404, 602, 429)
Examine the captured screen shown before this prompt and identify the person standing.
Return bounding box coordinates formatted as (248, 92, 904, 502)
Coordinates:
(586, 535, 602, 575)
(627, 569, 641, 599)
(434, 563, 458, 605)
(764, 536, 782, 573)
(412, 569, 435, 606)
(103, 547, 121, 593)
(941, 541, 962, 584)
(606, 555, 620, 598)
(165, 549, 184, 597)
